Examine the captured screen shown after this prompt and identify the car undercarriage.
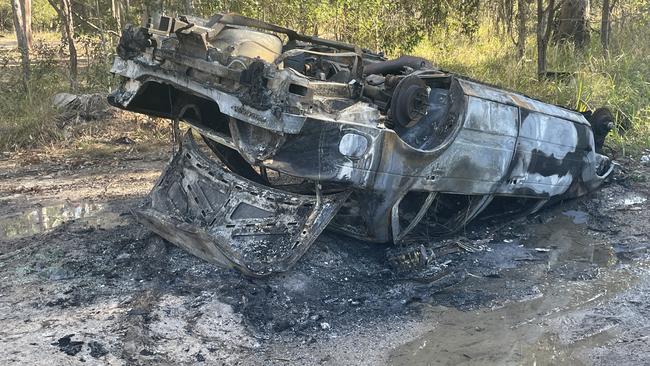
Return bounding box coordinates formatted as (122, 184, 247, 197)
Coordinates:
(108, 13, 614, 276)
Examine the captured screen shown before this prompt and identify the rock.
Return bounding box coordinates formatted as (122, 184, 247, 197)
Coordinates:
(195, 352, 206, 362)
(113, 136, 136, 145)
(45, 266, 69, 281)
(52, 93, 114, 127)
(116, 253, 131, 260)
(641, 155, 650, 166)
(52, 93, 79, 109)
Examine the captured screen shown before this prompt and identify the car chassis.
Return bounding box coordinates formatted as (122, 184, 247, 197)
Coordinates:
(108, 14, 614, 276)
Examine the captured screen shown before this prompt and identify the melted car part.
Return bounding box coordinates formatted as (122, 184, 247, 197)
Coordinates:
(363, 55, 433, 76)
(135, 132, 349, 276)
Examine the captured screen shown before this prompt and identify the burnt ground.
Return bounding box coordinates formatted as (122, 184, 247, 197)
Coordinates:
(0, 141, 649, 365)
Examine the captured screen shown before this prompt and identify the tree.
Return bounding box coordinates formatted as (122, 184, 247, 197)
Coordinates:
(517, 0, 528, 59)
(184, 0, 193, 15)
(123, 0, 130, 25)
(21, 0, 32, 50)
(111, 0, 121, 31)
(537, 0, 556, 77)
(10, 0, 30, 90)
(47, 0, 77, 90)
(498, 0, 515, 36)
(555, 0, 591, 49)
(601, 0, 617, 53)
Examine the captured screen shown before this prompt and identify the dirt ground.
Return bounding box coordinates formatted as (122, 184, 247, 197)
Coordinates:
(0, 124, 649, 365)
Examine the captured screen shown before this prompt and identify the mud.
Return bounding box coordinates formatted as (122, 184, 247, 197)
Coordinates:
(0, 144, 649, 365)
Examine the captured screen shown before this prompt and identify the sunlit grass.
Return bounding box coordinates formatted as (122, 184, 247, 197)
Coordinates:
(0, 64, 64, 151)
(0, 31, 120, 152)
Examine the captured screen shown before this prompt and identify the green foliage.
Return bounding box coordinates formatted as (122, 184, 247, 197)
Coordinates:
(76, 34, 115, 92)
(0, 43, 65, 150)
(192, 0, 431, 53)
(32, 0, 58, 30)
(0, 0, 56, 31)
(0, 35, 116, 151)
(0, 1, 11, 31)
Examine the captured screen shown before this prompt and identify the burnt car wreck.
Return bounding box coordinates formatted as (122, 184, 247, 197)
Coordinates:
(108, 14, 615, 276)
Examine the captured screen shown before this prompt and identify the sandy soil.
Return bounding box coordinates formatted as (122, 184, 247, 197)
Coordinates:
(0, 133, 649, 365)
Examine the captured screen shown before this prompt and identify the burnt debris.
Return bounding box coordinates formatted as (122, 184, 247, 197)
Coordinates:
(108, 14, 614, 276)
(52, 334, 84, 356)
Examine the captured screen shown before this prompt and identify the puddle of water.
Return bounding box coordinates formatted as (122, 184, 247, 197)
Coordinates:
(0, 202, 123, 240)
(526, 214, 615, 267)
(563, 210, 589, 224)
(389, 259, 642, 366)
(389, 204, 639, 365)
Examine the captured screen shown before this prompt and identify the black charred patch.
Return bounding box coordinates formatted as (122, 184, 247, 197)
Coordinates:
(52, 334, 84, 356)
(88, 341, 109, 358)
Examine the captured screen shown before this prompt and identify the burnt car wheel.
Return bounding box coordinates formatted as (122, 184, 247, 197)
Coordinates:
(587, 107, 615, 154)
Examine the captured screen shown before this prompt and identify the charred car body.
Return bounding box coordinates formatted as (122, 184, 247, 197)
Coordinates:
(108, 14, 614, 276)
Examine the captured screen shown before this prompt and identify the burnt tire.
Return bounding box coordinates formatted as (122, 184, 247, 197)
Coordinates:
(588, 107, 614, 154)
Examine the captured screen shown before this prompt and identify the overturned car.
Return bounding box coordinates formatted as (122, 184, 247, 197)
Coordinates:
(108, 14, 615, 276)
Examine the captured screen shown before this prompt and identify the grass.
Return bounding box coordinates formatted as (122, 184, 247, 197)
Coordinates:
(411, 21, 650, 156)
(0, 58, 170, 154)
(0, 60, 65, 150)
(0, 32, 150, 153)
(0, 31, 61, 53)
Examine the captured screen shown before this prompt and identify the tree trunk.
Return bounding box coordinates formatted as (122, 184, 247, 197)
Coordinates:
(184, 0, 193, 15)
(555, 0, 591, 49)
(537, 0, 546, 76)
(141, 4, 150, 27)
(95, 0, 105, 45)
(111, 0, 121, 31)
(517, 0, 527, 59)
(11, 0, 30, 90)
(537, 0, 555, 77)
(123, 0, 130, 24)
(21, 0, 32, 50)
(62, 0, 77, 89)
(48, 0, 77, 90)
(504, 0, 515, 36)
(601, 0, 611, 53)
